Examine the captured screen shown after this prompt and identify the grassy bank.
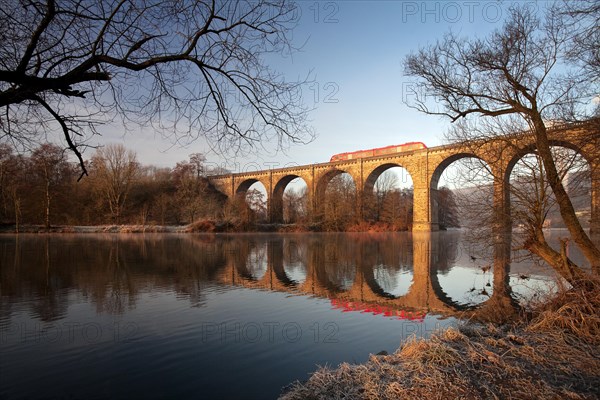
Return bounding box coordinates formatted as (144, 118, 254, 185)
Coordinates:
(280, 281, 600, 400)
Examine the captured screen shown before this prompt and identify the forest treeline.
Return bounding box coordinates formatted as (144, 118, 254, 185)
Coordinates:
(0, 142, 459, 231)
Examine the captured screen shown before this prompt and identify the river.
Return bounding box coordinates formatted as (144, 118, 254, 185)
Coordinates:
(0, 231, 571, 399)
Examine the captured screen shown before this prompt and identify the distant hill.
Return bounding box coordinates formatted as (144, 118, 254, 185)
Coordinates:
(447, 170, 591, 228)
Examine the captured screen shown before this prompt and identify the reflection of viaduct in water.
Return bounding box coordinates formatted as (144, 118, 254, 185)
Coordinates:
(216, 234, 516, 318)
(210, 122, 600, 234)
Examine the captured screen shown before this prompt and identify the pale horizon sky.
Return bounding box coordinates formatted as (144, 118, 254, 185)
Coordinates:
(90, 1, 548, 174)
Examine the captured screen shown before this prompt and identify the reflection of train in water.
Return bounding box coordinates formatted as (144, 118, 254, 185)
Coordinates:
(330, 141, 427, 162)
(330, 299, 426, 321)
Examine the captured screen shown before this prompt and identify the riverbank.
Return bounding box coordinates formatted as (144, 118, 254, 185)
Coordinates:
(280, 281, 600, 399)
(0, 223, 182, 233)
(0, 220, 416, 234)
(0, 222, 296, 233)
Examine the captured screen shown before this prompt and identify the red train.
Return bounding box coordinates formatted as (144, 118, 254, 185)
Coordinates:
(329, 141, 427, 162)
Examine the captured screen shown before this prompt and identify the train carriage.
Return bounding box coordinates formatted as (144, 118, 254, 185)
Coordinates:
(330, 142, 426, 162)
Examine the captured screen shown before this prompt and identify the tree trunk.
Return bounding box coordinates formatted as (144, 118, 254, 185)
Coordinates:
(525, 229, 592, 284)
(14, 196, 20, 234)
(532, 116, 600, 273)
(45, 179, 51, 229)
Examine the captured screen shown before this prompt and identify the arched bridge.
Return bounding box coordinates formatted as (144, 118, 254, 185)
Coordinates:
(210, 122, 600, 233)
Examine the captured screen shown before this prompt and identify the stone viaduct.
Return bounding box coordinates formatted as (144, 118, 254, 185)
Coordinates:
(209, 122, 600, 234)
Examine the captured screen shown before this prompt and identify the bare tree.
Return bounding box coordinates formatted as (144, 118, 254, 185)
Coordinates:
(224, 188, 266, 228)
(378, 188, 413, 230)
(283, 186, 307, 224)
(246, 188, 267, 222)
(562, 0, 600, 84)
(29, 143, 73, 228)
(189, 153, 206, 179)
(0, 0, 312, 179)
(404, 4, 600, 283)
(90, 144, 139, 223)
(0, 144, 26, 229)
(172, 159, 204, 223)
(437, 186, 459, 230)
(0, 144, 19, 221)
(322, 173, 357, 231)
(372, 169, 399, 221)
(171, 153, 223, 223)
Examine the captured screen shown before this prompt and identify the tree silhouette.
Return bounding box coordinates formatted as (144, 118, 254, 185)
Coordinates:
(0, 0, 312, 178)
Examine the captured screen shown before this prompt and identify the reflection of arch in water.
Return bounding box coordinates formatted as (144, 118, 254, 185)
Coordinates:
(417, 231, 519, 320)
(372, 264, 413, 297)
(465, 236, 520, 322)
(349, 265, 398, 300)
(423, 231, 487, 308)
(216, 238, 264, 286)
(265, 237, 296, 287)
(299, 235, 350, 295)
(246, 242, 268, 280)
(344, 237, 407, 300)
(321, 234, 360, 291)
(229, 239, 265, 281)
(217, 236, 299, 292)
(282, 237, 308, 283)
(398, 232, 466, 313)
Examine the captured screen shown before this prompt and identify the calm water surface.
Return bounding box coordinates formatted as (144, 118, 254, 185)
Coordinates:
(0, 231, 563, 399)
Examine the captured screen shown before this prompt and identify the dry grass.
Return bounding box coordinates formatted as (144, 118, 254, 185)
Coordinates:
(280, 279, 600, 400)
(527, 279, 600, 345)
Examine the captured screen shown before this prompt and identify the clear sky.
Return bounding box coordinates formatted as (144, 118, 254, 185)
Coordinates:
(93, 1, 546, 173)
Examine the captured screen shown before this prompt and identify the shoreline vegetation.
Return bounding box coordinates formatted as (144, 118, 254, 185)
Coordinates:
(280, 280, 600, 399)
(0, 220, 419, 234)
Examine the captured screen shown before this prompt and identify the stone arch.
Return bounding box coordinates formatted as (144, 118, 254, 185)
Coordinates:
(430, 152, 490, 190)
(364, 163, 413, 193)
(235, 178, 262, 196)
(235, 178, 269, 221)
(430, 153, 494, 229)
(363, 163, 414, 224)
(314, 168, 359, 213)
(271, 175, 309, 223)
(505, 139, 591, 177)
(505, 141, 594, 232)
(316, 168, 356, 197)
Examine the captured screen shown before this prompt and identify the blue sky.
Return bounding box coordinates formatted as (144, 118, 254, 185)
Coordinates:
(95, 1, 547, 172)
